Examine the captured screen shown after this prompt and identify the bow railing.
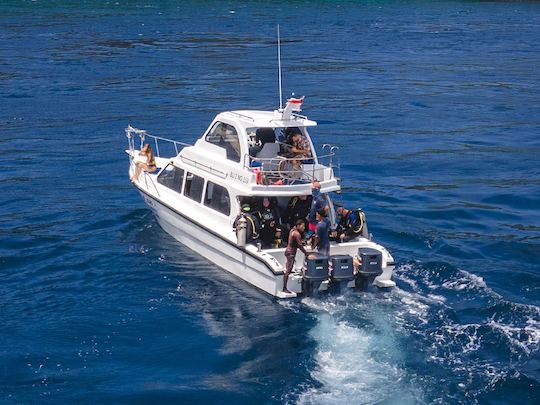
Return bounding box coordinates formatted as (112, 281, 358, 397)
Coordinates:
(125, 125, 191, 158)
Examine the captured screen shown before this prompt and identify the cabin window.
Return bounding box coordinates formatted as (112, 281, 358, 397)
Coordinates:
(205, 122, 241, 163)
(204, 181, 231, 216)
(184, 172, 204, 202)
(157, 164, 185, 193)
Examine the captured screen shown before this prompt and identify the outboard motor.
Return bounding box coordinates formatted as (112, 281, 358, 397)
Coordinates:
(236, 216, 247, 247)
(303, 255, 329, 296)
(355, 247, 383, 290)
(329, 255, 354, 293)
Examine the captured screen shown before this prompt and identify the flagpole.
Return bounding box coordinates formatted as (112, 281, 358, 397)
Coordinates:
(277, 25, 283, 111)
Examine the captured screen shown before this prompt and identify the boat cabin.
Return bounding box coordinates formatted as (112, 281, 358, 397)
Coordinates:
(179, 100, 340, 194)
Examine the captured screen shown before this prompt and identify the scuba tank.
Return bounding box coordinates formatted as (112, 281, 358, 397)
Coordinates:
(236, 215, 248, 247)
(358, 210, 369, 239)
(350, 208, 368, 238)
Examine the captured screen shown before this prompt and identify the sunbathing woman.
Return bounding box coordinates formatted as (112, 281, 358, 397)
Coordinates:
(131, 143, 157, 181)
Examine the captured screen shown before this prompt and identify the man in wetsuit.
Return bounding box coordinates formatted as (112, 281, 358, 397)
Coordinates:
(283, 219, 309, 294)
(335, 206, 362, 242)
(256, 197, 281, 249)
(283, 194, 310, 235)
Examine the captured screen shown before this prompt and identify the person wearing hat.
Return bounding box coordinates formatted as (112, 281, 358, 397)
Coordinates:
(233, 203, 260, 244)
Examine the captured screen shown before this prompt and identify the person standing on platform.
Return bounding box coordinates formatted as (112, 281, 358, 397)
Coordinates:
(307, 181, 328, 238)
(313, 209, 331, 257)
(283, 220, 309, 294)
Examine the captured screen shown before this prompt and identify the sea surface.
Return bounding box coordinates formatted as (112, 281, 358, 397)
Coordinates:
(1, 1, 539, 404)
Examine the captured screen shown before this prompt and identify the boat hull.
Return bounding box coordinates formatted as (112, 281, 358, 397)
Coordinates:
(134, 178, 396, 297)
(139, 190, 284, 296)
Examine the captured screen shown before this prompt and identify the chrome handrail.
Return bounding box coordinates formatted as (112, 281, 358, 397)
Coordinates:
(125, 125, 191, 157)
(142, 170, 161, 197)
(248, 153, 335, 184)
(228, 111, 256, 122)
(125, 125, 342, 187)
(250, 153, 335, 164)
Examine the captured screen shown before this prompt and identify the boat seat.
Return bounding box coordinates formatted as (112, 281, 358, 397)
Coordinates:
(255, 143, 281, 182)
(256, 142, 280, 159)
(249, 128, 275, 162)
(256, 128, 276, 146)
(249, 145, 262, 157)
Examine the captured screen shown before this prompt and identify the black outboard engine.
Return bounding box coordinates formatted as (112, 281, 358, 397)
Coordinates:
(329, 255, 354, 293)
(303, 255, 329, 296)
(355, 248, 383, 290)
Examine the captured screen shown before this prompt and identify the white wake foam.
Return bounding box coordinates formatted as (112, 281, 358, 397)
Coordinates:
(296, 298, 422, 405)
(290, 262, 539, 403)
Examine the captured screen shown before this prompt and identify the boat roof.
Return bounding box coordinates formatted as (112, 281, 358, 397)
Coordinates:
(222, 110, 317, 128)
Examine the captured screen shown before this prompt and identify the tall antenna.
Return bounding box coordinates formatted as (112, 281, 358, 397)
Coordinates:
(277, 25, 283, 110)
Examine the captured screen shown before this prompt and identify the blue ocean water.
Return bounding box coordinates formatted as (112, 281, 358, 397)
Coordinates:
(1, 1, 539, 403)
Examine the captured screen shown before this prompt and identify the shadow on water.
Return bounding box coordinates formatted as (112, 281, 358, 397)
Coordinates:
(109, 212, 317, 403)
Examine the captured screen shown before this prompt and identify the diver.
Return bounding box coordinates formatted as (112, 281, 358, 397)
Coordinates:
(283, 194, 310, 235)
(335, 206, 364, 242)
(255, 197, 281, 249)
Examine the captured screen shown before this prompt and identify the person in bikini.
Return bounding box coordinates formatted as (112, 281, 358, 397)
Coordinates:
(131, 143, 157, 181)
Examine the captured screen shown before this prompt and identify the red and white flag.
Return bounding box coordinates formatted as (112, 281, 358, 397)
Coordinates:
(287, 96, 304, 111)
(282, 96, 305, 119)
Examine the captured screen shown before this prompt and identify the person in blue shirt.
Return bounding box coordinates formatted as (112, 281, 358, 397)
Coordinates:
(313, 209, 331, 257)
(308, 181, 328, 237)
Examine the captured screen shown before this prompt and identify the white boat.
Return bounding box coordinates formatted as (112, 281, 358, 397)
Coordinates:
(126, 97, 396, 298)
